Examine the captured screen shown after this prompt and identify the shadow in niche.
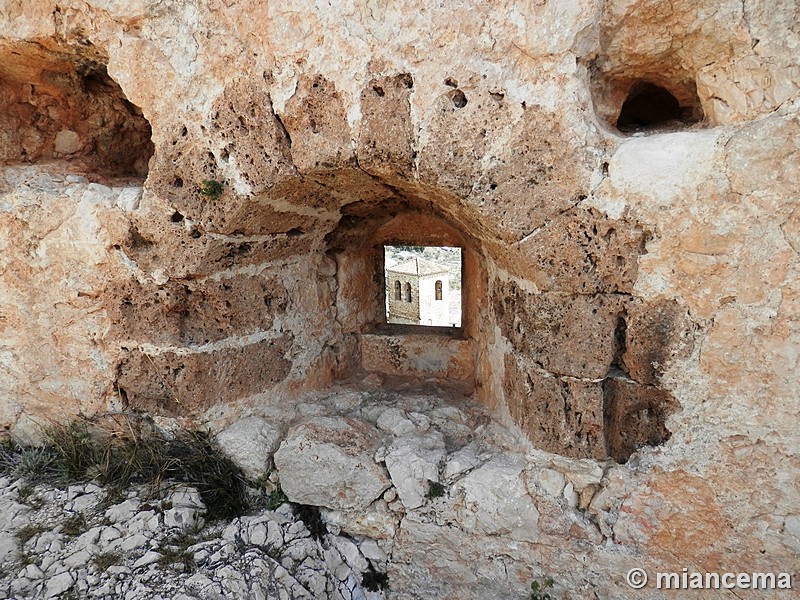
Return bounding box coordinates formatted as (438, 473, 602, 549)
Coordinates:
(0, 41, 153, 179)
(616, 81, 701, 133)
(603, 378, 679, 463)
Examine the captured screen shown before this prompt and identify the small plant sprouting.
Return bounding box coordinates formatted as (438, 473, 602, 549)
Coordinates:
(158, 536, 197, 572)
(199, 179, 223, 201)
(529, 576, 555, 600)
(426, 479, 445, 499)
(15, 524, 46, 546)
(265, 486, 289, 511)
(60, 513, 88, 537)
(93, 551, 121, 571)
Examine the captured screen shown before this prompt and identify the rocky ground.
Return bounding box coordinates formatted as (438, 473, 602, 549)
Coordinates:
(0, 387, 618, 599)
(0, 478, 383, 600)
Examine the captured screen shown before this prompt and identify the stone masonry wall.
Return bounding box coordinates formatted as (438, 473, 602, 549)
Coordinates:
(0, 0, 798, 597)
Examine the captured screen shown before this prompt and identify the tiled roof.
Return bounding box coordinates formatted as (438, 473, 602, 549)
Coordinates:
(387, 257, 449, 276)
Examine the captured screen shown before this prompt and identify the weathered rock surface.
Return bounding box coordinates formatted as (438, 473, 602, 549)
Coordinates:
(384, 431, 446, 510)
(274, 417, 391, 511)
(1, 1, 799, 598)
(215, 416, 283, 480)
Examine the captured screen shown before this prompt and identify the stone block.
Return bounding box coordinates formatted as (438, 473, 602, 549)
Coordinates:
(384, 431, 447, 510)
(357, 73, 415, 178)
(281, 75, 354, 171)
(274, 417, 390, 511)
(215, 416, 283, 480)
(494, 284, 627, 379)
(503, 355, 607, 460)
(116, 335, 293, 416)
(453, 454, 539, 542)
(360, 333, 472, 381)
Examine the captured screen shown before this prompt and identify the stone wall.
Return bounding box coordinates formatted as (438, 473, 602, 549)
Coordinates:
(385, 271, 420, 323)
(0, 0, 798, 597)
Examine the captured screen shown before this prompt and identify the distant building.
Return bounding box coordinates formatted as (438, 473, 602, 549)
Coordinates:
(386, 257, 450, 325)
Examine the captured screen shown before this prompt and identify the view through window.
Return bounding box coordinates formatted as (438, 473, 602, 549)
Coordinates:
(384, 245, 462, 327)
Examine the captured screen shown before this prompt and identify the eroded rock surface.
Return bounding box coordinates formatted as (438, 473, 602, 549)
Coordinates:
(1, 1, 799, 598)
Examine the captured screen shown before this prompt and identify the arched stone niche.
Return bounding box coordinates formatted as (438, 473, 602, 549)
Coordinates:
(325, 201, 487, 393)
(593, 74, 705, 134)
(0, 41, 153, 178)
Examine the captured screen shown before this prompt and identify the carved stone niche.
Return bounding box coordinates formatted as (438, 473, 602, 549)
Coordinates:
(325, 198, 486, 391)
(0, 41, 153, 178)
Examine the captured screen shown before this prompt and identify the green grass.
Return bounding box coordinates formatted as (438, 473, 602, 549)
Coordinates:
(425, 479, 445, 499)
(2, 417, 250, 522)
(529, 577, 555, 600)
(264, 486, 289, 511)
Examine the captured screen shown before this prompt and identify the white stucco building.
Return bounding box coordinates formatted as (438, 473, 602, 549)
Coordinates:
(386, 257, 451, 326)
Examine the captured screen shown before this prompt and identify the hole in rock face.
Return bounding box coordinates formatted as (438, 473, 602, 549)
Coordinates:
(0, 42, 153, 178)
(384, 245, 462, 327)
(449, 89, 468, 109)
(616, 81, 696, 131)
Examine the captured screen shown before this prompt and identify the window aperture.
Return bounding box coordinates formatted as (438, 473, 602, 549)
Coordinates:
(384, 245, 462, 327)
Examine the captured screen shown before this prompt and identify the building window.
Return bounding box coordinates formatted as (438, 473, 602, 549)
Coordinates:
(384, 245, 462, 327)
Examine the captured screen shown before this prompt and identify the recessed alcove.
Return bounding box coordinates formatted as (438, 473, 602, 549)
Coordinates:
(0, 42, 153, 179)
(615, 81, 701, 132)
(324, 200, 485, 391)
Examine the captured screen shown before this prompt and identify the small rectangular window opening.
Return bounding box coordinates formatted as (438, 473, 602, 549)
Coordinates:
(384, 245, 462, 327)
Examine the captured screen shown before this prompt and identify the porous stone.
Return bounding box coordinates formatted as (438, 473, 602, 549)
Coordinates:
(0, 2, 798, 599)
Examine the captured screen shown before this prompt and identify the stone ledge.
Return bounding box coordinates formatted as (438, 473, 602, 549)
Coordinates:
(359, 333, 472, 381)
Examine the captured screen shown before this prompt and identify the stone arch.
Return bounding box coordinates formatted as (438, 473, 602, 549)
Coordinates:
(394, 280, 402, 300)
(435, 280, 443, 301)
(404, 282, 412, 302)
(114, 72, 686, 464)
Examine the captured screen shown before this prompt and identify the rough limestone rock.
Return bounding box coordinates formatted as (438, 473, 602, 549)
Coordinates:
(164, 486, 206, 531)
(384, 431, 447, 510)
(1, 0, 799, 597)
(453, 454, 540, 542)
(274, 417, 391, 511)
(215, 416, 283, 480)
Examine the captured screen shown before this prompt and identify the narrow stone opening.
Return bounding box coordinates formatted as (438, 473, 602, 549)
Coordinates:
(384, 245, 462, 327)
(0, 42, 153, 178)
(325, 199, 482, 391)
(615, 81, 700, 132)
